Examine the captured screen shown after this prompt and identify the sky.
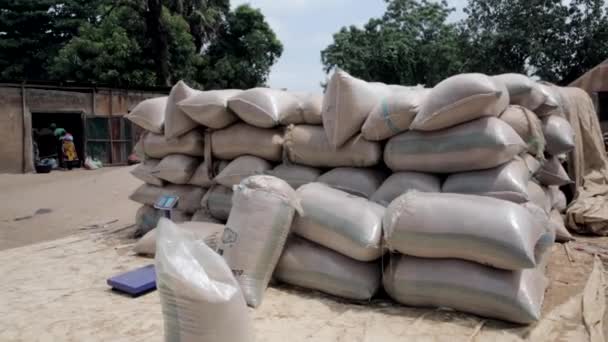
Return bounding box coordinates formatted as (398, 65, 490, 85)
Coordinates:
(231, 0, 468, 92)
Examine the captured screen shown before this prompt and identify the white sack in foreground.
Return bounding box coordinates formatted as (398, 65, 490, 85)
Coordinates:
(371, 172, 441, 207)
(219, 176, 301, 308)
(384, 117, 525, 173)
(292, 183, 385, 262)
(211, 123, 283, 162)
(322, 69, 390, 147)
(383, 192, 553, 270)
(178, 89, 242, 129)
(411, 73, 509, 131)
(285, 125, 381, 168)
(442, 157, 530, 203)
(126, 96, 167, 134)
(275, 237, 381, 301)
(383, 254, 547, 324)
(155, 219, 253, 342)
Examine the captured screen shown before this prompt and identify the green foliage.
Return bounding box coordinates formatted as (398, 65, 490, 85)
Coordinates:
(462, 0, 608, 84)
(196, 5, 284, 89)
(0, 0, 99, 80)
(322, 0, 465, 86)
(2, 1, 281, 89)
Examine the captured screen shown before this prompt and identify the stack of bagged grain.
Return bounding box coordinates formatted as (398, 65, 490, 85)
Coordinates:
(379, 73, 555, 324)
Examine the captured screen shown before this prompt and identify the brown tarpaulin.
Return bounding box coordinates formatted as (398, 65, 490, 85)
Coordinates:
(570, 59, 608, 93)
(557, 87, 608, 235)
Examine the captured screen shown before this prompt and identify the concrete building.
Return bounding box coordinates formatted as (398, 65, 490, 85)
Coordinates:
(0, 83, 167, 173)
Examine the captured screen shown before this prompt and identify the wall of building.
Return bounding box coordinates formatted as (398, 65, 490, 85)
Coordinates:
(0, 85, 165, 173)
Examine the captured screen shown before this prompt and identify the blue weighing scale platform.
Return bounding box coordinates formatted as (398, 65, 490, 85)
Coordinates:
(107, 195, 179, 296)
(107, 264, 156, 296)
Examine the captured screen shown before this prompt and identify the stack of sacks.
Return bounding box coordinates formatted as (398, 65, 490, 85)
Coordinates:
(493, 74, 576, 242)
(127, 80, 326, 235)
(383, 192, 553, 324)
(378, 73, 555, 324)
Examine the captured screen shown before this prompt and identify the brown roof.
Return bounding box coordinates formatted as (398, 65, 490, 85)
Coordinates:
(570, 59, 608, 94)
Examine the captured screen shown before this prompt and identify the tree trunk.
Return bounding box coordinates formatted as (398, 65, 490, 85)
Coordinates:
(146, 0, 171, 86)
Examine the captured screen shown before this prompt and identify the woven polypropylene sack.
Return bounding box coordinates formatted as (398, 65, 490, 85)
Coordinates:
(292, 183, 385, 262)
(499, 105, 545, 157)
(135, 205, 163, 237)
(153, 154, 199, 184)
(549, 209, 573, 242)
(143, 130, 204, 159)
(219, 176, 300, 307)
(178, 89, 242, 129)
(267, 163, 321, 189)
(126, 97, 167, 134)
(203, 185, 233, 221)
(548, 186, 567, 212)
(130, 184, 206, 213)
(536, 84, 563, 117)
(284, 125, 381, 168)
(522, 153, 542, 175)
(383, 255, 547, 324)
(285, 93, 323, 125)
(383, 192, 552, 270)
(164, 81, 199, 139)
(384, 117, 526, 173)
(155, 219, 253, 342)
(371, 172, 441, 207)
(275, 237, 381, 301)
(492, 74, 546, 111)
(131, 159, 164, 186)
(527, 181, 551, 214)
(317, 167, 386, 199)
(189, 160, 213, 187)
(214, 156, 272, 187)
(542, 115, 575, 155)
(135, 221, 224, 257)
(211, 123, 283, 162)
(411, 73, 509, 131)
(227, 88, 301, 128)
(536, 156, 573, 186)
(442, 157, 530, 203)
(322, 69, 390, 147)
(361, 88, 428, 141)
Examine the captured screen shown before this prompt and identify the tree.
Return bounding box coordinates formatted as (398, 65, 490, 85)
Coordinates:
(321, 0, 466, 87)
(462, 0, 608, 84)
(196, 5, 283, 89)
(0, 0, 100, 81)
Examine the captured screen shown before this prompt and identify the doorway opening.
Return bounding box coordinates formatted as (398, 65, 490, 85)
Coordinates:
(31, 112, 85, 164)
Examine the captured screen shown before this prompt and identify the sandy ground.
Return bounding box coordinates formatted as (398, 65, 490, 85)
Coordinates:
(0, 167, 606, 341)
(0, 166, 142, 250)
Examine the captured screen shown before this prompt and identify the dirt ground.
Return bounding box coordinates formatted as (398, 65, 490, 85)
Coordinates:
(0, 167, 606, 341)
(0, 166, 141, 250)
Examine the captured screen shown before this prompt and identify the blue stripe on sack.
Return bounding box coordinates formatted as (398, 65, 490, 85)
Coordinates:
(382, 99, 400, 133)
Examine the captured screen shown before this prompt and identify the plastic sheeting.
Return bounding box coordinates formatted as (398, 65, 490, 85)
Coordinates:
(558, 87, 608, 235)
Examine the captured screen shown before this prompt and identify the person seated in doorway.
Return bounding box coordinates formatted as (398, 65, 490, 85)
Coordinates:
(61, 132, 80, 170)
(50, 123, 67, 167)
